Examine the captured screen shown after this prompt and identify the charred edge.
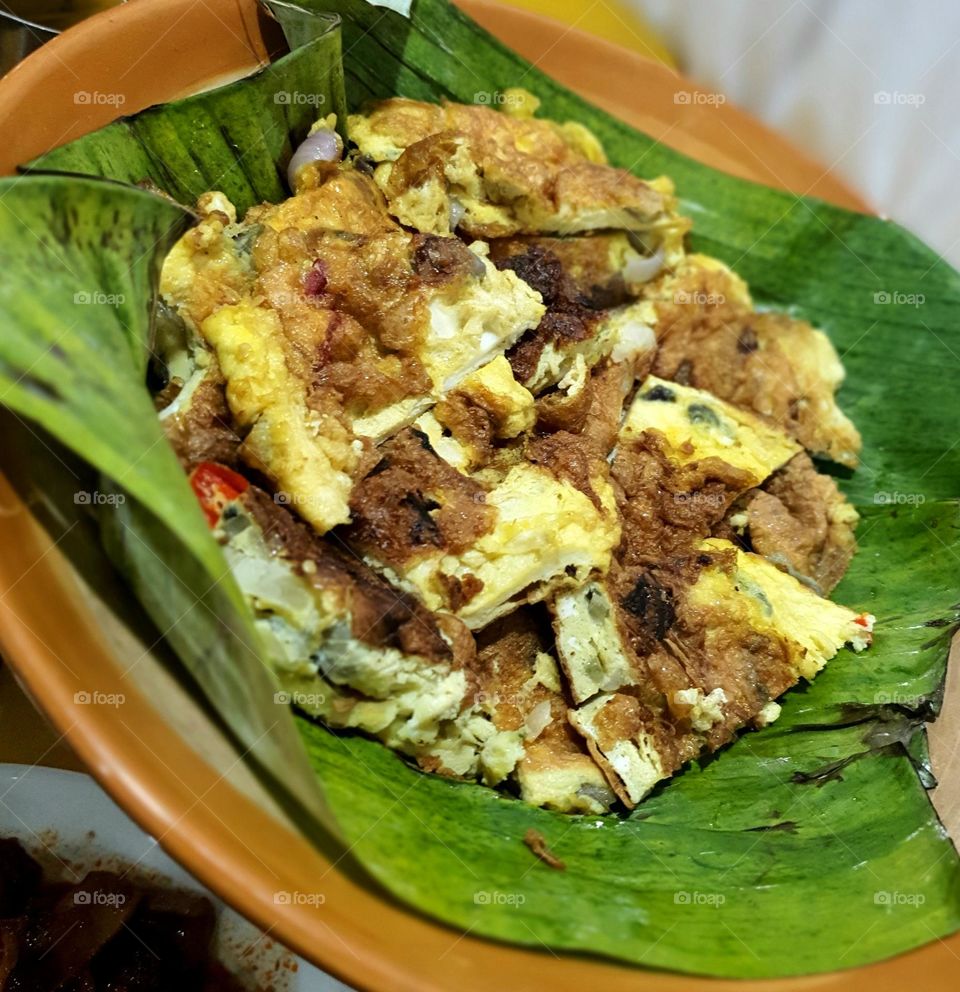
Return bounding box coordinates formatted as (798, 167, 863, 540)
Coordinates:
(621, 574, 675, 640)
(409, 427, 437, 456)
(400, 491, 442, 546)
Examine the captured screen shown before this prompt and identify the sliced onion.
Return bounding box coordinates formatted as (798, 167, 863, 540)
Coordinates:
(524, 700, 553, 741)
(611, 320, 656, 363)
(622, 243, 665, 285)
(287, 128, 341, 191)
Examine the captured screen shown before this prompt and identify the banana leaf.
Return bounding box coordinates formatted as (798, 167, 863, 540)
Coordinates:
(25, 14, 347, 215)
(9, 0, 960, 977)
(0, 174, 339, 840)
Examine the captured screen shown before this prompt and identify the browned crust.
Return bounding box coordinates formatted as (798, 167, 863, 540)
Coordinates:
(158, 357, 241, 470)
(241, 485, 458, 664)
(496, 244, 605, 387)
(612, 429, 757, 563)
(524, 432, 603, 510)
(491, 235, 634, 308)
(648, 264, 861, 465)
(357, 98, 665, 239)
(345, 428, 496, 569)
(750, 452, 857, 594)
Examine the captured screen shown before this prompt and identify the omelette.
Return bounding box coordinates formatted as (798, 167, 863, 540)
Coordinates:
(153, 94, 872, 813)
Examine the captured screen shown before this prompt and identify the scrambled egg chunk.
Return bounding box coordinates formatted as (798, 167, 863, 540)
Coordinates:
(159, 97, 870, 815)
(377, 461, 621, 630)
(622, 375, 801, 484)
(349, 97, 675, 239)
(562, 540, 871, 805)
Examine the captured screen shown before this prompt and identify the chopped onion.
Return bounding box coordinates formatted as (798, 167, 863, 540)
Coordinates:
(449, 198, 465, 230)
(610, 320, 656, 363)
(287, 128, 341, 190)
(622, 243, 665, 285)
(524, 701, 553, 741)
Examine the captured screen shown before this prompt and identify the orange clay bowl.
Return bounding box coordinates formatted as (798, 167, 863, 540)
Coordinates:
(0, 1, 957, 989)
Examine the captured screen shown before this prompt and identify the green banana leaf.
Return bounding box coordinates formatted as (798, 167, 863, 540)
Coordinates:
(25, 14, 347, 216)
(0, 175, 339, 841)
(9, 0, 960, 977)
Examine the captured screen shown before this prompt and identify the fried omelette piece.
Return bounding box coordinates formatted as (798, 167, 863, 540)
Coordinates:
(344, 426, 620, 630)
(550, 376, 869, 804)
(190, 462, 534, 784)
(348, 97, 678, 239)
(190, 462, 614, 802)
(151, 298, 241, 470)
(412, 355, 536, 473)
(554, 376, 804, 705)
(159, 191, 255, 328)
(644, 254, 862, 467)
(245, 172, 544, 429)
(164, 170, 544, 534)
(494, 243, 658, 395)
(489, 230, 686, 307)
(563, 541, 873, 806)
(471, 610, 617, 813)
(717, 452, 859, 596)
(621, 376, 802, 481)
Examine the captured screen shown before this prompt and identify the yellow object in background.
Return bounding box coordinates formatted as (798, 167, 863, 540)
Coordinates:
(6, 0, 675, 66)
(502, 0, 675, 66)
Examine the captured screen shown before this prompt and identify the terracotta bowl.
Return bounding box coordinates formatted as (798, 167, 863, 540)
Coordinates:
(0, 2, 956, 989)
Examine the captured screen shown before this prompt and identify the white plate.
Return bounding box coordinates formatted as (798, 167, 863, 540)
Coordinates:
(0, 763, 351, 992)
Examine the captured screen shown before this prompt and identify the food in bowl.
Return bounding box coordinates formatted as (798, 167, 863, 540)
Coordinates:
(153, 95, 873, 815)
